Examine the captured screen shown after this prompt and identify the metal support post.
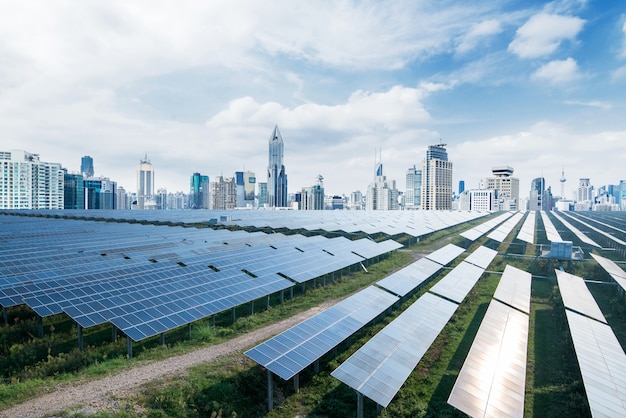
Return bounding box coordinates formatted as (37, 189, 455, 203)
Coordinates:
(280, 290, 284, 303)
(294, 373, 300, 393)
(232, 307, 236, 323)
(112, 325, 117, 342)
(127, 337, 133, 359)
(357, 392, 364, 418)
(160, 333, 165, 346)
(266, 294, 270, 309)
(267, 370, 274, 411)
(314, 359, 320, 374)
(187, 323, 192, 339)
(78, 324, 84, 352)
(250, 301, 254, 315)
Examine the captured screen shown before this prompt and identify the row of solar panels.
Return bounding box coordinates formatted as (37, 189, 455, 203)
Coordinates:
(0, 215, 402, 342)
(555, 267, 626, 417)
(460, 212, 515, 241)
(245, 243, 465, 381)
(331, 245, 499, 407)
(4, 209, 490, 238)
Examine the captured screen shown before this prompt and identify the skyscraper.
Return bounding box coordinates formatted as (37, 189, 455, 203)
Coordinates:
(405, 166, 422, 209)
(529, 177, 547, 211)
(577, 178, 593, 202)
(189, 172, 210, 209)
(235, 170, 256, 208)
(64, 172, 85, 209)
(421, 143, 453, 210)
(301, 175, 325, 210)
(366, 162, 399, 210)
(80, 156, 94, 178)
(210, 176, 236, 210)
(136, 155, 155, 210)
(0, 150, 64, 209)
(267, 125, 288, 207)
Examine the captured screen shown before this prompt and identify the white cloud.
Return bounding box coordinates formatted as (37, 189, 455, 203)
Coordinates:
(531, 58, 582, 84)
(508, 13, 585, 59)
(621, 20, 626, 58)
(456, 20, 503, 54)
(562, 100, 612, 110)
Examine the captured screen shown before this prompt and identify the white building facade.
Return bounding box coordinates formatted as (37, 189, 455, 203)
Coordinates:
(0, 150, 64, 209)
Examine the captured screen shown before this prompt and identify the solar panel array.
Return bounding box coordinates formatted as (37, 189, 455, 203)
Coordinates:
(590, 253, 626, 292)
(245, 286, 398, 380)
(331, 292, 459, 407)
(556, 270, 607, 324)
(0, 215, 401, 342)
(540, 211, 562, 242)
(551, 212, 601, 247)
(10, 209, 489, 239)
(561, 211, 626, 247)
(463, 246, 498, 270)
(448, 264, 531, 418)
(487, 212, 524, 243)
(516, 211, 536, 244)
(375, 244, 463, 297)
(460, 212, 514, 241)
(332, 245, 497, 407)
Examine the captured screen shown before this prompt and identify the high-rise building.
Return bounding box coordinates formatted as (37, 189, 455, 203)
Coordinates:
(210, 176, 236, 210)
(301, 175, 325, 210)
(366, 163, 399, 210)
(459, 180, 465, 194)
(235, 170, 256, 208)
(405, 166, 422, 209)
(116, 186, 129, 210)
(529, 177, 552, 211)
(421, 143, 453, 210)
(0, 150, 64, 209)
(479, 166, 520, 210)
(189, 172, 210, 209)
(136, 155, 155, 210)
(267, 125, 288, 207)
(64, 172, 85, 209)
(80, 156, 94, 178)
(577, 178, 593, 202)
(84, 177, 116, 209)
(350, 190, 364, 210)
(258, 182, 268, 207)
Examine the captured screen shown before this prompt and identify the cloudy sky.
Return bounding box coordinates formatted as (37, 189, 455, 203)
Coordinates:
(2, 0, 625, 199)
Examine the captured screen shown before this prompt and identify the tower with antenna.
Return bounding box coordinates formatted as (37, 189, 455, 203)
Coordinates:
(560, 167, 567, 199)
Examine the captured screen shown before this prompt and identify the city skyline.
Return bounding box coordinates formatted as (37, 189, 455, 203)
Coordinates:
(1, 1, 625, 196)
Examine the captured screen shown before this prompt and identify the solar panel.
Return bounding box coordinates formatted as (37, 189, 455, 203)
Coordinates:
(556, 270, 607, 324)
(590, 253, 626, 287)
(463, 246, 498, 270)
(425, 244, 465, 266)
(376, 257, 442, 297)
(331, 292, 458, 407)
(486, 212, 524, 243)
(556, 270, 606, 324)
(565, 310, 626, 417)
(245, 286, 398, 380)
(460, 212, 514, 241)
(428, 261, 485, 304)
(448, 300, 529, 418)
(562, 212, 626, 247)
(551, 212, 601, 247)
(540, 211, 562, 242)
(516, 211, 536, 244)
(493, 265, 531, 314)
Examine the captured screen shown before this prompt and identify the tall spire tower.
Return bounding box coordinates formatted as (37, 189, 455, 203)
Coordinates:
(267, 125, 288, 207)
(560, 167, 567, 199)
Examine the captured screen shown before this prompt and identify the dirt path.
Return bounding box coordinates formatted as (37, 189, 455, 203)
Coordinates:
(1, 301, 337, 418)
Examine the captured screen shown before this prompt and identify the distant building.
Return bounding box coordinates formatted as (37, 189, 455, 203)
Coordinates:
(258, 182, 268, 207)
(421, 143, 453, 210)
(574, 177, 592, 211)
(267, 125, 288, 207)
(84, 177, 116, 209)
(64, 172, 85, 209)
(156, 188, 167, 210)
(529, 177, 547, 211)
(136, 155, 155, 210)
(210, 176, 236, 210)
(235, 170, 256, 208)
(405, 165, 422, 209)
(479, 165, 520, 210)
(349, 190, 364, 210)
(0, 150, 64, 209)
(80, 156, 94, 178)
(366, 163, 399, 210)
(301, 175, 325, 210)
(189, 172, 210, 209)
(116, 186, 130, 210)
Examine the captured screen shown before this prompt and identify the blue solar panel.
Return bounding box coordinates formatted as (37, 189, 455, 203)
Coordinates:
(245, 286, 398, 380)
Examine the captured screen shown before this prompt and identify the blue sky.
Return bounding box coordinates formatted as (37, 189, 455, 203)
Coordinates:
(2, 0, 625, 200)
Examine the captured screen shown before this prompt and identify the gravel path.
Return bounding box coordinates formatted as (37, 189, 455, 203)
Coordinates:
(1, 301, 336, 418)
